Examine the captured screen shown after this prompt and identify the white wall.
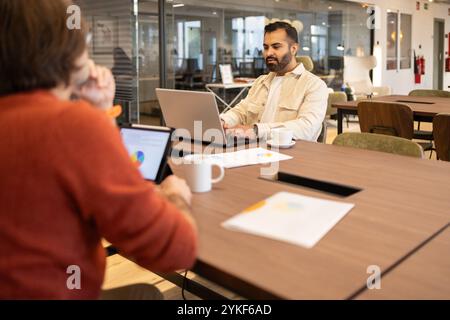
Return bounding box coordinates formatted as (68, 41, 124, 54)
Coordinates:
(350, 0, 450, 94)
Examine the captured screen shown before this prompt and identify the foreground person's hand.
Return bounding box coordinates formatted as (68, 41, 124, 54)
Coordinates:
(75, 60, 116, 109)
(159, 175, 192, 207)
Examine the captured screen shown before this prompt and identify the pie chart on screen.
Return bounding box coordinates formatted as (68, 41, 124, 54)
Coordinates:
(131, 151, 145, 167)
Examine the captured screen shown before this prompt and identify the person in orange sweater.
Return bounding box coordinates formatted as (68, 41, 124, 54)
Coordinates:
(0, 0, 197, 299)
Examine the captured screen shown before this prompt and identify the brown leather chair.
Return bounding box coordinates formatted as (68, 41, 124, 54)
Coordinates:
(358, 101, 413, 138)
(433, 113, 450, 161)
(357, 101, 432, 152)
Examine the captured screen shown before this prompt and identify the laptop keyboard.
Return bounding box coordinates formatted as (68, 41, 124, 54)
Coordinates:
(224, 134, 259, 146)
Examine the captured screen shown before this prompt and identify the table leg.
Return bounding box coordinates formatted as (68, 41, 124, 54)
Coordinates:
(206, 86, 231, 112)
(227, 87, 249, 110)
(338, 109, 343, 134)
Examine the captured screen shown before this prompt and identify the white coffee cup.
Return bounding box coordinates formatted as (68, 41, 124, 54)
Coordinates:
(271, 128, 294, 145)
(182, 156, 225, 193)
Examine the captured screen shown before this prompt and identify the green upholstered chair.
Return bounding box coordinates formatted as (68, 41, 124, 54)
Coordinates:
(327, 91, 347, 118)
(323, 90, 349, 140)
(409, 89, 450, 98)
(317, 120, 327, 144)
(296, 56, 314, 72)
(433, 113, 450, 161)
(333, 132, 424, 158)
(295, 56, 349, 143)
(317, 92, 348, 144)
(295, 56, 345, 143)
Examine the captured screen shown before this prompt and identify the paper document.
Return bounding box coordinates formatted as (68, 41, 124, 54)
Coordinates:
(222, 192, 355, 248)
(219, 64, 234, 84)
(184, 148, 292, 169)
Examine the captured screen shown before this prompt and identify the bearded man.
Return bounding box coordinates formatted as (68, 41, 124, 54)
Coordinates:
(221, 21, 329, 142)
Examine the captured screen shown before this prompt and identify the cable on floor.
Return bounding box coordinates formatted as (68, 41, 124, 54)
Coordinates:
(181, 270, 188, 300)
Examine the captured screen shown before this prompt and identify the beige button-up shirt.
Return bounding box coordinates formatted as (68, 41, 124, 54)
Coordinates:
(220, 63, 328, 141)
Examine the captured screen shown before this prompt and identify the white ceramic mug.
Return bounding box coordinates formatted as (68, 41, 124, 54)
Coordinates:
(271, 128, 294, 145)
(182, 156, 225, 193)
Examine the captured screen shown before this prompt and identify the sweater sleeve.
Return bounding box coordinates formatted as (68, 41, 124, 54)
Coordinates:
(53, 102, 197, 272)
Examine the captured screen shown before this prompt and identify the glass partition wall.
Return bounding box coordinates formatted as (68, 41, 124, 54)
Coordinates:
(76, 0, 140, 123)
(78, 0, 373, 124)
(163, 0, 372, 94)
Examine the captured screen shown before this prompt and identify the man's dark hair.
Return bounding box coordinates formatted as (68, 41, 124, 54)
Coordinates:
(264, 21, 298, 44)
(0, 0, 86, 97)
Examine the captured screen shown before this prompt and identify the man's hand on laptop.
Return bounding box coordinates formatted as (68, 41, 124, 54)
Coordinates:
(226, 125, 256, 140)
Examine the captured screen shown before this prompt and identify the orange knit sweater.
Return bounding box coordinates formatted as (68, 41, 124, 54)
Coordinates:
(0, 91, 197, 299)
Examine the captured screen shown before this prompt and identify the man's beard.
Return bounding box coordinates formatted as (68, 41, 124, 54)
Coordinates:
(265, 51, 292, 72)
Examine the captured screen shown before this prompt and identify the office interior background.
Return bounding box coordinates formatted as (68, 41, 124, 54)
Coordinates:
(74, 0, 450, 124)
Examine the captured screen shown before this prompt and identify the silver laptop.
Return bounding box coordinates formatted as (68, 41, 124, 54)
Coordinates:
(156, 88, 255, 146)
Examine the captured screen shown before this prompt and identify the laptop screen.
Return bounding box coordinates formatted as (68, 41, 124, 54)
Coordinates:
(121, 127, 171, 181)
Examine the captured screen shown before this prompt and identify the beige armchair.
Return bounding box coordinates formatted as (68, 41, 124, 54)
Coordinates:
(343, 56, 391, 100)
(296, 56, 314, 72)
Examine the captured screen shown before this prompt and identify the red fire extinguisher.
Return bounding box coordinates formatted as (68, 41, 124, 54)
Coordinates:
(416, 56, 421, 75)
(415, 55, 426, 75)
(419, 56, 425, 75)
(446, 33, 450, 72)
(414, 51, 420, 84)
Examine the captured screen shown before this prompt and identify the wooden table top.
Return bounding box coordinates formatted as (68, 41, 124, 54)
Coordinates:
(356, 225, 450, 300)
(170, 141, 450, 299)
(331, 95, 450, 116)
